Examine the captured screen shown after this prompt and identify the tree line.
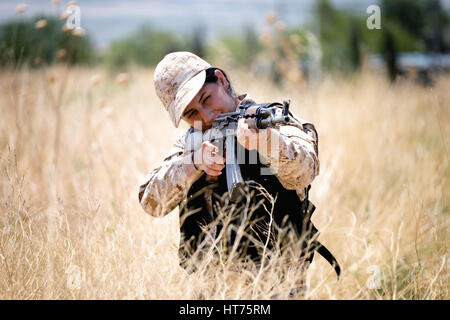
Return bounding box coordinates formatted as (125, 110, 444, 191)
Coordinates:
(1, 0, 448, 80)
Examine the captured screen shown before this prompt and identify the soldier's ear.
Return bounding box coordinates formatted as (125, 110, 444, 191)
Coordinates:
(214, 69, 230, 90)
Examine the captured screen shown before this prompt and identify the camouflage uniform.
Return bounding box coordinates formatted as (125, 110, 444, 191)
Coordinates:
(139, 94, 319, 218)
(137, 52, 341, 289)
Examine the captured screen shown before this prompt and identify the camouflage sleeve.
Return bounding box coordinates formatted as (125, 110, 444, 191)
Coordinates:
(259, 112, 320, 200)
(138, 132, 203, 217)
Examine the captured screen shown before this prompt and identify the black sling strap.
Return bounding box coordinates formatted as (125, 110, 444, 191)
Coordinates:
(304, 185, 341, 280)
(313, 240, 341, 279)
(179, 142, 342, 280)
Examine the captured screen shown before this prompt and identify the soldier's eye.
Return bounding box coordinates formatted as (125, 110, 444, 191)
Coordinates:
(187, 110, 197, 118)
(183, 108, 197, 119)
(203, 95, 210, 104)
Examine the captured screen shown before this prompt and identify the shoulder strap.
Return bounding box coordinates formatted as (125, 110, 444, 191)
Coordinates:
(312, 240, 341, 279)
(304, 185, 341, 280)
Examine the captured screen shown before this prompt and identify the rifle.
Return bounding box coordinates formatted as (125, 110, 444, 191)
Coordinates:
(204, 100, 292, 203)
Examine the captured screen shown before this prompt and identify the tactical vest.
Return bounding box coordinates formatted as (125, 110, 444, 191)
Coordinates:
(178, 147, 340, 278)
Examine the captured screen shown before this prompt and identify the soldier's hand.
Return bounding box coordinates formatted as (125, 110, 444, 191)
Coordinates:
(193, 141, 225, 176)
(237, 118, 260, 151)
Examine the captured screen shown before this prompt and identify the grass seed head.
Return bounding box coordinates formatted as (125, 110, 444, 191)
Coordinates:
(35, 19, 47, 29)
(260, 31, 272, 46)
(61, 24, 71, 32)
(72, 28, 85, 37)
(60, 12, 70, 20)
(115, 73, 130, 85)
(15, 4, 27, 14)
(275, 21, 286, 32)
(57, 49, 67, 59)
(265, 12, 277, 25)
(48, 73, 57, 84)
(90, 74, 102, 87)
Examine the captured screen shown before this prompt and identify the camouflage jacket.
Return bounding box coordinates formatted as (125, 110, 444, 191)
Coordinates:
(139, 94, 320, 217)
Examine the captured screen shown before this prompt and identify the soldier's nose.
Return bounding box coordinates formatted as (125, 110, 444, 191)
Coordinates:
(201, 110, 215, 128)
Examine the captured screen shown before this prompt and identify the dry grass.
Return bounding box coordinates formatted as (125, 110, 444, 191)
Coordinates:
(0, 64, 448, 299)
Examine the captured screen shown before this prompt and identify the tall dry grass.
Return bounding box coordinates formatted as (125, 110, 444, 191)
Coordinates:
(0, 63, 448, 299)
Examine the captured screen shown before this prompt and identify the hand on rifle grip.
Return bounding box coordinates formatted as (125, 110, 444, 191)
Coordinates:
(192, 141, 225, 177)
(236, 118, 260, 151)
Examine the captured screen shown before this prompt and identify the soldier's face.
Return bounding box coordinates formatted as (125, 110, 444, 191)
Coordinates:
(181, 70, 237, 130)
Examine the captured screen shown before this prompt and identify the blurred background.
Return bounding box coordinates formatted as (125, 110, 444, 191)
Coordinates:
(1, 0, 450, 83)
(0, 0, 448, 300)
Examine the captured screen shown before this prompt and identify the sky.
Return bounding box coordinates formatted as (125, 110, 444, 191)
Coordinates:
(1, 0, 449, 50)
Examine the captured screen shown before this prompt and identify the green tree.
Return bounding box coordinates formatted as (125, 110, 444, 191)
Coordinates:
(349, 18, 362, 71)
(314, 0, 450, 75)
(210, 26, 263, 68)
(189, 25, 207, 59)
(103, 26, 186, 69)
(0, 15, 94, 67)
(381, 0, 450, 53)
(316, 0, 357, 71)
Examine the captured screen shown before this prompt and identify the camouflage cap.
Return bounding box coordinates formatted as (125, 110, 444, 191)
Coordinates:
(154, 51, 211, 127)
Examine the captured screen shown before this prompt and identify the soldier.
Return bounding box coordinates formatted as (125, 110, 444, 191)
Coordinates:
(139, 52, 338, 296)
